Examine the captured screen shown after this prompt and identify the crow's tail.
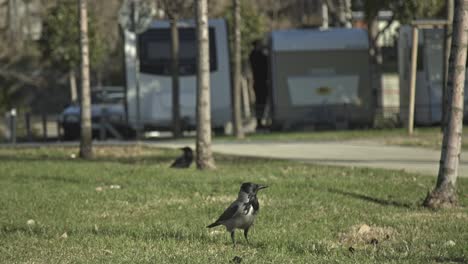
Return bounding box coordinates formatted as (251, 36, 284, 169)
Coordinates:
(206, 222, 220, 228)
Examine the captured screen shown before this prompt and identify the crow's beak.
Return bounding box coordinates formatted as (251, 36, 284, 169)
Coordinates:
(258, 185, 268, 190)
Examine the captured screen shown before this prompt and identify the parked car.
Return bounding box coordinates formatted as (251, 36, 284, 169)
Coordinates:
(59, 86, 135, 140)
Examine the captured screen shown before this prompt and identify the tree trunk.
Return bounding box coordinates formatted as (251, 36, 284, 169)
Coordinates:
(69, 69, 78, 103)
(321, 0, 329, 29)
(195, 0, 216, 169)
(442, 0, 455, 129)
(343, 0, 352, 28)
(79, 0, 93, 159)
(232, 0, 244, 139)
(337, 0, 352, 28)
(170, 17, 182, 138)
(424, 0, 468, 209)
(368, 18, 382, 122)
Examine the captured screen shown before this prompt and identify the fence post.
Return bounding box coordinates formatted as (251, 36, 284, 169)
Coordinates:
(42, 113, 47, 141)
(56, 118, 61, 141)
(100, 108, 107, 140)
(25, 112, 32, 141)
(10, 109, 17, 144)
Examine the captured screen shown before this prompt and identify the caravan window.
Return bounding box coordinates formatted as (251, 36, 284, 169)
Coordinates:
(139, 27, 218, 76)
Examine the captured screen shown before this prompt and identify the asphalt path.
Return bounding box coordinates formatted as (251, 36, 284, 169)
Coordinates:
(147, 140, 468, 178)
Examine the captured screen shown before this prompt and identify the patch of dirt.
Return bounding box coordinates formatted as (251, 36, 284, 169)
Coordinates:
(339, 224, 396, 246)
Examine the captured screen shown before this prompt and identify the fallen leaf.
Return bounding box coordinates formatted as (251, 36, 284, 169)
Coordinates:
(358, 224, 370, 234)
(444, 240, 456, 247)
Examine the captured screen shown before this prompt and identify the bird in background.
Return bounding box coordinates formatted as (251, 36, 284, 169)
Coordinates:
(170, 146, 193, 168)
(207, 182, 268, 245)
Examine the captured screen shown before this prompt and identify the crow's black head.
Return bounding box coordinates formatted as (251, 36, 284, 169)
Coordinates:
(180, 146, 193, 156)
(240, 182, 268, 194)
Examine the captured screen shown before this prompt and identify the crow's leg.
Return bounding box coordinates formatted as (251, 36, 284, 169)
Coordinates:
(244, 228, 250, 244)
(231, 231, 236, 246)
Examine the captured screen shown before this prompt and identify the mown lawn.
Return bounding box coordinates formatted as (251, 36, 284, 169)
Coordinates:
(0, 146, 467, 263)
(220, 127, 468, 150)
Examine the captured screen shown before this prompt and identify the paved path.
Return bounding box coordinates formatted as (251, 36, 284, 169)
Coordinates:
(148, 140, 468, 178)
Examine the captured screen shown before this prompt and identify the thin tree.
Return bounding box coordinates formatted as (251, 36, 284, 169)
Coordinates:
(442, 0, 455, 129)
(79, 0, 93, 159)
(424, 0, 468, 209)
(170, 15, 181, 138)
(160, 0, 188, 138)
(195, 0, 216, 169)
(232, 0, 244, 139)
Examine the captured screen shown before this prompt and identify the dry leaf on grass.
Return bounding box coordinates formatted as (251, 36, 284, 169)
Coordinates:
(339, 224, 396, 246)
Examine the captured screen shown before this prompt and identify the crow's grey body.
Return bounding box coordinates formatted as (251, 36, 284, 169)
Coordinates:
(207, 182, 267, 245)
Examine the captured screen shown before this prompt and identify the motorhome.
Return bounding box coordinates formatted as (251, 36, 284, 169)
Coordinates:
(124, 19, 231, 132)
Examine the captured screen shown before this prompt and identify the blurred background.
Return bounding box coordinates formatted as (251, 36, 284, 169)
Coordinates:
(0, 0, 450, 141)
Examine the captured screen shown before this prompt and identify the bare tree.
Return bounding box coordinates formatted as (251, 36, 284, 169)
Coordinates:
(232, 0, 244, 139)
(69, 69, 78, 103)
(442, 0, 455, 129)
(159, 0, 192, 138)
(170, 16, 182, 137)
(195, 0, 216, 169)
(424, 0, 468, 209)
(79, 0, 92, 159)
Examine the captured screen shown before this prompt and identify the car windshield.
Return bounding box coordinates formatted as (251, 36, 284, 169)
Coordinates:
(91, 89, 124, 104)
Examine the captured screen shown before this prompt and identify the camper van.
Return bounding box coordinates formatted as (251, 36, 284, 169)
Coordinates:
(398, 25, 468, 125)
(268, 28, 373, 130)
(124, 19, 231, 132)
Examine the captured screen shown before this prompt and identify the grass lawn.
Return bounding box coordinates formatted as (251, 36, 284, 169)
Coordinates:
(219, 127, 468, 150)
(0, 146, 467, 263)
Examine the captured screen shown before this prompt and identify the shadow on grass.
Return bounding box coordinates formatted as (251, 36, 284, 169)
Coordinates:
(1, 225, 48, 237)
(327, 188, 413, 209)
(434, 256, 467, 263)
(90, 225, 269, 249)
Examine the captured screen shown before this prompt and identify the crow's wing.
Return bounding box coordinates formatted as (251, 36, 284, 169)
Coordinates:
(170, 156, 187, 168)
(214, 202, 240, 224)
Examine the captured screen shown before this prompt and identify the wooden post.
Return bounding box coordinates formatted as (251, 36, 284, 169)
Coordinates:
(408, 26, 419, 135)
(42, 114, 47, 141)
(100, 108, 107, 140)
(56, 119, 61, 141)
(25, 112, 32, 141)
(9, 109, 16, 144)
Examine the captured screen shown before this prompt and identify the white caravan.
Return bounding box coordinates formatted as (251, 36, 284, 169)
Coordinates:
(399, 25, 468, 125)
(269, 28, 373, 130)
(124, 19, 231, 132)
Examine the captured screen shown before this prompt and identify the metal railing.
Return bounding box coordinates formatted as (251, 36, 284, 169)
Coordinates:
(1, 109, 61, 143)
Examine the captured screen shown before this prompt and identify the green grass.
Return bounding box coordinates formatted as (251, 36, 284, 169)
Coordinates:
(0, 146, 467, 263)
(219, 127, 468, 149)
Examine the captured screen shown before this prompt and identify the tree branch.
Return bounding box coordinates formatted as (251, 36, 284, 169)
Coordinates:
(0, 69, 43, 86)
(372, 13, 395, 45)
